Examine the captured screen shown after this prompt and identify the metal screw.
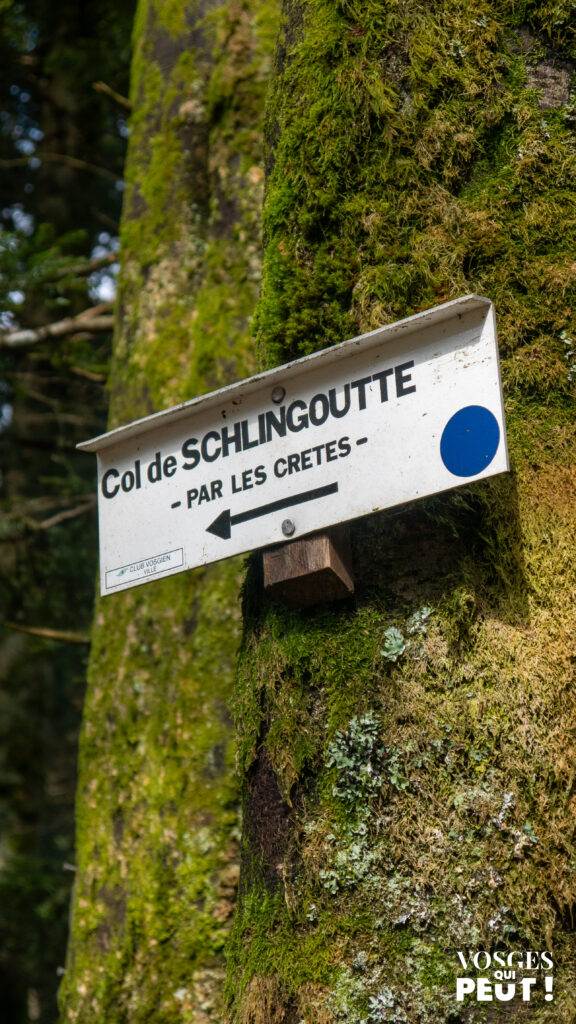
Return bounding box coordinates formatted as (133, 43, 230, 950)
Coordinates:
(282, 519, 295, 537)
(271, 385, 286, 404)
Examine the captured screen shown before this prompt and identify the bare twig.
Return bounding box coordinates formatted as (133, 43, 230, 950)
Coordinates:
(0, 302, 114, 349)
(3, 494, 94, 517)
(70, 365, 107, 383)
(93, 80, 133, 111)
(6, 623, 90, 645)
(32, 498, 96, 530)
(91, 208, 120, 232)
(13, 409, 102, 427)
(2, 497, 97, 541)
(0, 152, 120, 181)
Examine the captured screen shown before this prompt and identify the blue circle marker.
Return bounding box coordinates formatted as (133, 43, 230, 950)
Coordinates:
(440, 405, 500, 478)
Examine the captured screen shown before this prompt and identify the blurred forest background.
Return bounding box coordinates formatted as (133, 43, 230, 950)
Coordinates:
(0, 1, 134, 1019)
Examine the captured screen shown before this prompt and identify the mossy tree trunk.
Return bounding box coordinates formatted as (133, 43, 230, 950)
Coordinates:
(59, 2, 278, 1021)
(225, 2, 576, 1021)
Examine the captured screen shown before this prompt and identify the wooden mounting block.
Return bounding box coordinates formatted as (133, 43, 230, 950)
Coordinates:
(262, 526, 354, 608)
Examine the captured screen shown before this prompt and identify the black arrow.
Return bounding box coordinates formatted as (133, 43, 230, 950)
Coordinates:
(206, 482, 339, 540)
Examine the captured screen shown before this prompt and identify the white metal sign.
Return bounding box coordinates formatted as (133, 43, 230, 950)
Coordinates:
(79, 295, 509, 595)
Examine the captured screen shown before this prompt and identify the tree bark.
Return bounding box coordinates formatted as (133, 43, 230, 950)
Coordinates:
(226, 2, 576, 1022)
(59, 2, 279, 1021)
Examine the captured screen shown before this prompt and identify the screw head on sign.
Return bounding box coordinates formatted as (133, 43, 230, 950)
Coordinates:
(271, 385, 286, 404)
(282, 519, 295, 537)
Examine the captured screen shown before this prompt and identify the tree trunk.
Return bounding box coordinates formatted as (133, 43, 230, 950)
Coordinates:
(59, 2, 278, 1021)
(225, 2, 576, 1022)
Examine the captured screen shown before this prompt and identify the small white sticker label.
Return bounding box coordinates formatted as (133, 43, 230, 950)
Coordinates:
(105, 548, 184, 590)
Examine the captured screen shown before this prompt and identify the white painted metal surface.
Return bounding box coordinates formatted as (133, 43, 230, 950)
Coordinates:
(79, 295, 509, 595)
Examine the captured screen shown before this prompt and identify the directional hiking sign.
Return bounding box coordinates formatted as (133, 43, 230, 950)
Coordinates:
(79, 294, 509, 595)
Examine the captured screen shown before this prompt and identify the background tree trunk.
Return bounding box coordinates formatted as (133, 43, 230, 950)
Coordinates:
(225, 2, 576, 1021)
(59, 2, 278, 1021)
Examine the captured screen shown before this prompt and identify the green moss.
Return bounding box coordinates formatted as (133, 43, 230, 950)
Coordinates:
(60, 560, 246, 1022)
(152, 0, 189, 38)
(226, 1, 576, 1021)
(231, 497, 576, 1017)
(255, 0, 576, 381)
(109, 0, 280, 425)
(60, 2, 281, 1022)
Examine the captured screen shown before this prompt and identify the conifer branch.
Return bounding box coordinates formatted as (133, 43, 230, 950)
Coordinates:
(37, 252, 118, 284)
